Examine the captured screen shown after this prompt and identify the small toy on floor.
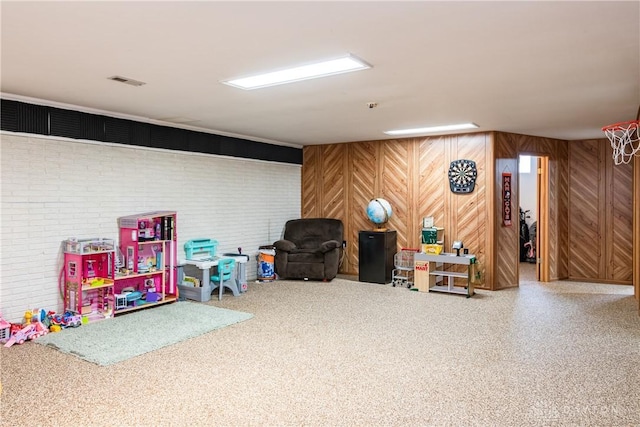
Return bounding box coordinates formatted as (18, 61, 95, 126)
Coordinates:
(1, 307, 85, 348)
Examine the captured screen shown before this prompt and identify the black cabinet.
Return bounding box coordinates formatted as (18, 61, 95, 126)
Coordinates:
(358, 230, 397, 284)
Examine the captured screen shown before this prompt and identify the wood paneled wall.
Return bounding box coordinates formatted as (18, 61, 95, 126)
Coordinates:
(302, 133, 496, 289)
(493, 132, 570, 288)
(493, 133, 633, 287)
(568, 140, 633, 283)
(493, 137, 519, 288)
(302, 132, 635, 292)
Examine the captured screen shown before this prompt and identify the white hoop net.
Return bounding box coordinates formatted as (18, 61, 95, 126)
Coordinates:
(602, 120, 640, 165)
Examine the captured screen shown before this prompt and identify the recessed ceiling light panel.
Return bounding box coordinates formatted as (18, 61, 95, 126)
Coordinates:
(384, 123, 478, 136)
(221, 54, 371, 90)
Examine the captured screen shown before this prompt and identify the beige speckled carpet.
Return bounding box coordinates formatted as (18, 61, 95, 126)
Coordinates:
(2, 268, 639, 426)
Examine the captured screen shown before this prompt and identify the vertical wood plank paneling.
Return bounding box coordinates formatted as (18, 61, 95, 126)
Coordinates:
(381, 139, 411, 250)
(300, 132, 633, 287)
(320, 144, 346, 219)
(494, 133, 519, 289)
(599, 141, 609, 279)
(539, 156, 550, 282)
(567, 140, 633, 284)
(302, 146, 319, 218)
(445, 136, 456, 246)
(418, 136, 447, 240)
(493, 132, 573, 288)
(610, 154, 633, 281)
(484, 133, 496, 289)
(343, 143, 353, 274)
(322, 144, 348, 271)
(556, 142, 570, 280)
(345, 135, 494, 278)
(407, 140, 418, 250)
(547, 157, 558, 280)
(537, 138, 556, 156)
(452, 133, 489, 284)
(410, 139, 421, 250)
(519, 136, 537, 154)
(303, 145, 349, 271)
(349, 141, 379, 273)
(568, 140, 601, 279)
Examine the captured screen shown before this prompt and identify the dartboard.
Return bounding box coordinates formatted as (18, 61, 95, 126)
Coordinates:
(448, 159, 477, 193)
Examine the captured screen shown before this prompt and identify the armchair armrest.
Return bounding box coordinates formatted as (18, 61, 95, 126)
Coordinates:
(318, 240, 341, 253)
(274, 239, 297, 252)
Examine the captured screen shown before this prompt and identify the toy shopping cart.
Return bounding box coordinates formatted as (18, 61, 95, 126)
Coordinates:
(392, 248, 419, 288)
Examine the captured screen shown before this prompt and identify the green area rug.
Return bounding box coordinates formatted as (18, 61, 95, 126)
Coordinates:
(35, 302, 253, 366)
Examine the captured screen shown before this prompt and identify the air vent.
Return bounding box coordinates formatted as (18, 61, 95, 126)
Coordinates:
(108, 75, 146, 87)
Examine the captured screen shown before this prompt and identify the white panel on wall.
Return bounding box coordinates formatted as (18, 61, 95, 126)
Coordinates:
(0, 132, 301, 322)
(519, 155, 537, 224)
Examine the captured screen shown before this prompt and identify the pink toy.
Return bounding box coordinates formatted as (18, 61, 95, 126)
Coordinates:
(32, 319, 49, 338)
(0, 315, 11, 344)
(3, 310, 49, 348)
(4, 324, 36, 347)
(49, 311, 82, 329)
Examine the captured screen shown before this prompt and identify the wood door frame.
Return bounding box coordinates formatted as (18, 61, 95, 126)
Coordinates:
(537, 156, 550, 282)
(518, 153, 550, 283)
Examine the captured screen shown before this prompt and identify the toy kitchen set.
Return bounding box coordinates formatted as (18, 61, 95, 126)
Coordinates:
(412, 216, 481, 298)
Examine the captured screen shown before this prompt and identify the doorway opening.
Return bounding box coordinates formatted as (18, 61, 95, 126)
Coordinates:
(518, 154, 541, 283)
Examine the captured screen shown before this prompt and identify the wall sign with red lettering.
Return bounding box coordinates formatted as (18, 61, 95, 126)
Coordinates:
(502, 172, 512, 226)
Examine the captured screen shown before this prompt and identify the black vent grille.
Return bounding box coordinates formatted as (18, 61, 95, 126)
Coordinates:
(50, 107, 81, 139)
(1, 99, 19, 132)
(79, 113, 106, 141)
(0, 98, 302, 165)
(105, 117, 131, 144)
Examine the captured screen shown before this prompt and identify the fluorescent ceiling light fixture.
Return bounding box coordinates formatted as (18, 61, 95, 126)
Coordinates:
(222, 54, 370, 90)
(384, 123, 478, 136)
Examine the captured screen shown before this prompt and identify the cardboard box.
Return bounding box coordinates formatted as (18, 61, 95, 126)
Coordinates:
(414, 260, 431, 292)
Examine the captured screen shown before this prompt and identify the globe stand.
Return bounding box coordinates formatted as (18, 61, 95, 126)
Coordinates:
(372, 222, 388, 232)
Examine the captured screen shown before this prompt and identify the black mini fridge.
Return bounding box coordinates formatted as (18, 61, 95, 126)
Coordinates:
(358, 230, 397, 284)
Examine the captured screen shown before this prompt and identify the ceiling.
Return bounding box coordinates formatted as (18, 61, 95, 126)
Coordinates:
(2, 1, 639, 148)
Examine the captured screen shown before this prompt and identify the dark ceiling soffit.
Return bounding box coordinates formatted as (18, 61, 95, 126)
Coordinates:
(0, 99, 302, 165)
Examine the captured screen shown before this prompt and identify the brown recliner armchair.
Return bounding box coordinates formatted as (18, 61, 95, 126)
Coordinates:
(273, 218, 344, 281)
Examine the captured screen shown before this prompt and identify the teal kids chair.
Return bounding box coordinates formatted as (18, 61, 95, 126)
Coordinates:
(211, 258, 239, 300)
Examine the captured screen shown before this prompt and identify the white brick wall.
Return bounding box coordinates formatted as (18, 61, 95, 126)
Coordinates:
(0, 132, 301, 322)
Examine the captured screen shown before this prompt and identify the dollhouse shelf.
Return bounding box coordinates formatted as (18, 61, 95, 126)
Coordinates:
(62, 212, 178, 323)
(114, 271, 163, 280)
(63, 238, 116, 320)
(115, 211, 178, 315)
(113, 295, 177, 314)
(81, 278, 114, 291)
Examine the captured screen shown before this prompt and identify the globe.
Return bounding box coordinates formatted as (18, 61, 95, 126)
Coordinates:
(366, 198, 393, 229)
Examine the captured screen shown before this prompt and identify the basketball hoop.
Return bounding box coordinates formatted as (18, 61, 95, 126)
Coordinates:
(602, 106, 640, 165)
